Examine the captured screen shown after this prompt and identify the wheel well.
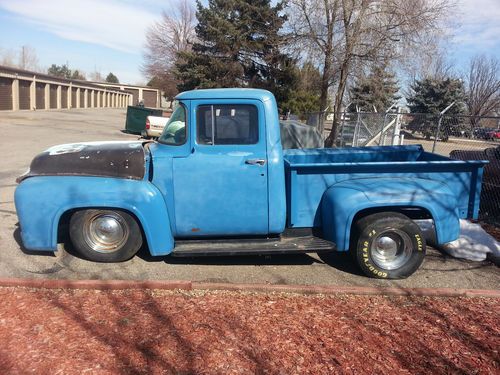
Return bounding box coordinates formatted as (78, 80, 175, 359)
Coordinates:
(57, 207, 148, 248)
(352, 206, 433, 223)
(350, 206, 434, 247)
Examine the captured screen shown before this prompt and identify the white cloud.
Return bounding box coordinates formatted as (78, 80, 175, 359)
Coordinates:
(455, 0, 500, 49)
(0, 0, 162, 53)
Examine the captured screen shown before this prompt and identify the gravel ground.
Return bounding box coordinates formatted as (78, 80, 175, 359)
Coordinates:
(0, 287, 498, 374)
(0, 109, 499, 289)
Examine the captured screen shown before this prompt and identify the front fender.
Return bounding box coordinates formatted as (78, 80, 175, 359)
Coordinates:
(14, 176, 174, 256)
(321, 177, 460, 251)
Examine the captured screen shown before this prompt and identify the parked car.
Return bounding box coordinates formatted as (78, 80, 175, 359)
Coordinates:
(15, 89, 487, 279)
(142, 115, 170, 139)
(473, 127, 495, 140)
(486, 129, 500, 140)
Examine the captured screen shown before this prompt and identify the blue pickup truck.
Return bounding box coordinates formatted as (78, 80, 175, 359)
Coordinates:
(15, 89, 487, 279)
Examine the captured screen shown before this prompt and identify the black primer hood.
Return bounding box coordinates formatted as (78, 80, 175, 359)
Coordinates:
(17, 141, 149, 183)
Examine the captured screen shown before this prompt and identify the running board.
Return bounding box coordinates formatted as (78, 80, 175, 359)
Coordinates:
(171, 235, 336, 257)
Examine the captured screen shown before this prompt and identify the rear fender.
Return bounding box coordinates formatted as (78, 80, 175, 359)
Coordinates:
(321, 177, 460, 251)
(14, 176, 174, 256)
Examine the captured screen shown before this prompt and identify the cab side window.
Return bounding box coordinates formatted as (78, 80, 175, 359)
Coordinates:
(197, 104, 258, 145)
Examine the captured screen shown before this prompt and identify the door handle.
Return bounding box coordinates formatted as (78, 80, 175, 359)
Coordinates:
(245, 159, 266, 166)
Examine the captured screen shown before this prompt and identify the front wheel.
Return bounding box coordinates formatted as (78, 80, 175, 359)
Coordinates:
(69, 209, 143, 262)
(351, 212, 426, 279)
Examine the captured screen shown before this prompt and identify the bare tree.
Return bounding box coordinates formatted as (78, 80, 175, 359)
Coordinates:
(465, 55, 500, 128)
(142, 0, 196, 100)
(0, 48, 17, 67)
(89, 70, 104, 82)
(18, 45, 39, 71)
(0, 45, 40, 71)
(288, 0, 453, 146)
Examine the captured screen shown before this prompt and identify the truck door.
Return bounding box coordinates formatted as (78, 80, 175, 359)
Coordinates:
(173, 99, 269, 236)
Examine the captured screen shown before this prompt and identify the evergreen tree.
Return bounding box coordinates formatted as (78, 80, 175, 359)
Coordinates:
(105, 72, 119, 83)
(175, 0, 298, 107)
(47, 64, 72, 78)
(47, 64, 86, 80)
(349, 65, 400, 112)
(406, 77, 466, 140)
(280, 62, 322, 116)
(407, 78, 466, 115)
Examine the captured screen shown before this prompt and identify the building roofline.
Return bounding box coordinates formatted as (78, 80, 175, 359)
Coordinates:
(0, 65, 156, 93)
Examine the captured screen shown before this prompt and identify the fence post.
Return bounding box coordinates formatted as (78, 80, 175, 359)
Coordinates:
(379, 103, 397, 145)
(352, 108, 361, 147)
(392, 111, 402, 145)
(432, 102, 455, 153)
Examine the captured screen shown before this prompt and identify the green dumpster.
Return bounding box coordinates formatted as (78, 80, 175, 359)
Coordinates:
(125, 106, 163, 134)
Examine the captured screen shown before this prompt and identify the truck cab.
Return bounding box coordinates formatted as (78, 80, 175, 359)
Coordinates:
(149, 88, 286, 237)
(15, 89, 487, 279)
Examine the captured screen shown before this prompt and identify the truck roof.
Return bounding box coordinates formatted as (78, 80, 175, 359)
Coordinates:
(175, 88, 275, 102)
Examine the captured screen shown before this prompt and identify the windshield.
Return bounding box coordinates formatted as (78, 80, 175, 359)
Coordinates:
(158, 102, 187, 145)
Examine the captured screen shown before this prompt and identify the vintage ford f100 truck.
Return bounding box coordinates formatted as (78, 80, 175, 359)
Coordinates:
(15, 89, 487, 279)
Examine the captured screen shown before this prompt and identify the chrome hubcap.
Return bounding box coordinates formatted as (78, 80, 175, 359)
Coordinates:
(83, 213, 129, 253)
(370, 230, 412, 270)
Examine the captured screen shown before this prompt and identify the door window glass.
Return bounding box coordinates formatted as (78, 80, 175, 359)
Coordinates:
(197, 104, 258, 145)
(158, 102, 187, 145)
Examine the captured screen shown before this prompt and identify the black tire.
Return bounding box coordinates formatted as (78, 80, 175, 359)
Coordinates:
(69, 209, 143, 262)
(350, 212, 426, 279)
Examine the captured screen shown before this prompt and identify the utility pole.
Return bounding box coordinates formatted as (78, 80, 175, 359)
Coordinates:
(21, 45, 26, 69)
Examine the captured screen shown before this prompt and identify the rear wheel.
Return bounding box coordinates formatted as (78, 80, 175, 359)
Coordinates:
(351, 212, 426, 279)
(69, 209, 142, 262)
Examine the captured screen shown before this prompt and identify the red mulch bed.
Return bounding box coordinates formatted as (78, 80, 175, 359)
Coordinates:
(0, 287, 498, 374)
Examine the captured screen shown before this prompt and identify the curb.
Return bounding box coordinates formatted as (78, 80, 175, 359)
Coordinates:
(0, 277, 498, 298)
(0, 278, 191, 291)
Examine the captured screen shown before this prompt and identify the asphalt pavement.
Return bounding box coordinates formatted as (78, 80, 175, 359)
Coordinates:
(0, 108, 499, 290)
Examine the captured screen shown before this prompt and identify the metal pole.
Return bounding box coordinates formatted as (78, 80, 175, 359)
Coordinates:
(392, 111, 402, 145)
(432, 102, 455, 153)
(352, 106, 361, 146)
(379, 103, 397, 145)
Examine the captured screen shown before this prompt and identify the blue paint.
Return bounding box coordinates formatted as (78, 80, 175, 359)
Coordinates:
(284, 146, 486, 243)
(320, 178, 460, 251)
(14, 176, 174, 255)
(15, 88, 488, 258)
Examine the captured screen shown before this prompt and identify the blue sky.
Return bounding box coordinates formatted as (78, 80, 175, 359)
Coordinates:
(0, 0, 499, 85)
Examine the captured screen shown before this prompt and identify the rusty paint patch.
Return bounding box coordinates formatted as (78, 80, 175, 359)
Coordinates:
(17, 142, 149, 182)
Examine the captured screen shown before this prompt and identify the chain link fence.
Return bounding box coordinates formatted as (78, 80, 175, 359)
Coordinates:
(286, 111, 500, 223)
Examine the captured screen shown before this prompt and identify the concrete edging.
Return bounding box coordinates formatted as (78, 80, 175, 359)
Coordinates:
(0, 277, 498, 298)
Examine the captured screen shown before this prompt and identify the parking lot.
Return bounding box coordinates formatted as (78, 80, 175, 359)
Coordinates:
(0, 109, 499, 289)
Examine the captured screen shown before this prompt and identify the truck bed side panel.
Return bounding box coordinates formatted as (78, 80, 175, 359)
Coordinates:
(285, 146, 486, 227)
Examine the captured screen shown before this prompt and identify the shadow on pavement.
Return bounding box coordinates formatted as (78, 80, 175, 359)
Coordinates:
(317, 251, 366, 277)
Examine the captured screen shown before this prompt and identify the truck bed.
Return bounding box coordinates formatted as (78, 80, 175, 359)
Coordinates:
(283, 145, 487, 229)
